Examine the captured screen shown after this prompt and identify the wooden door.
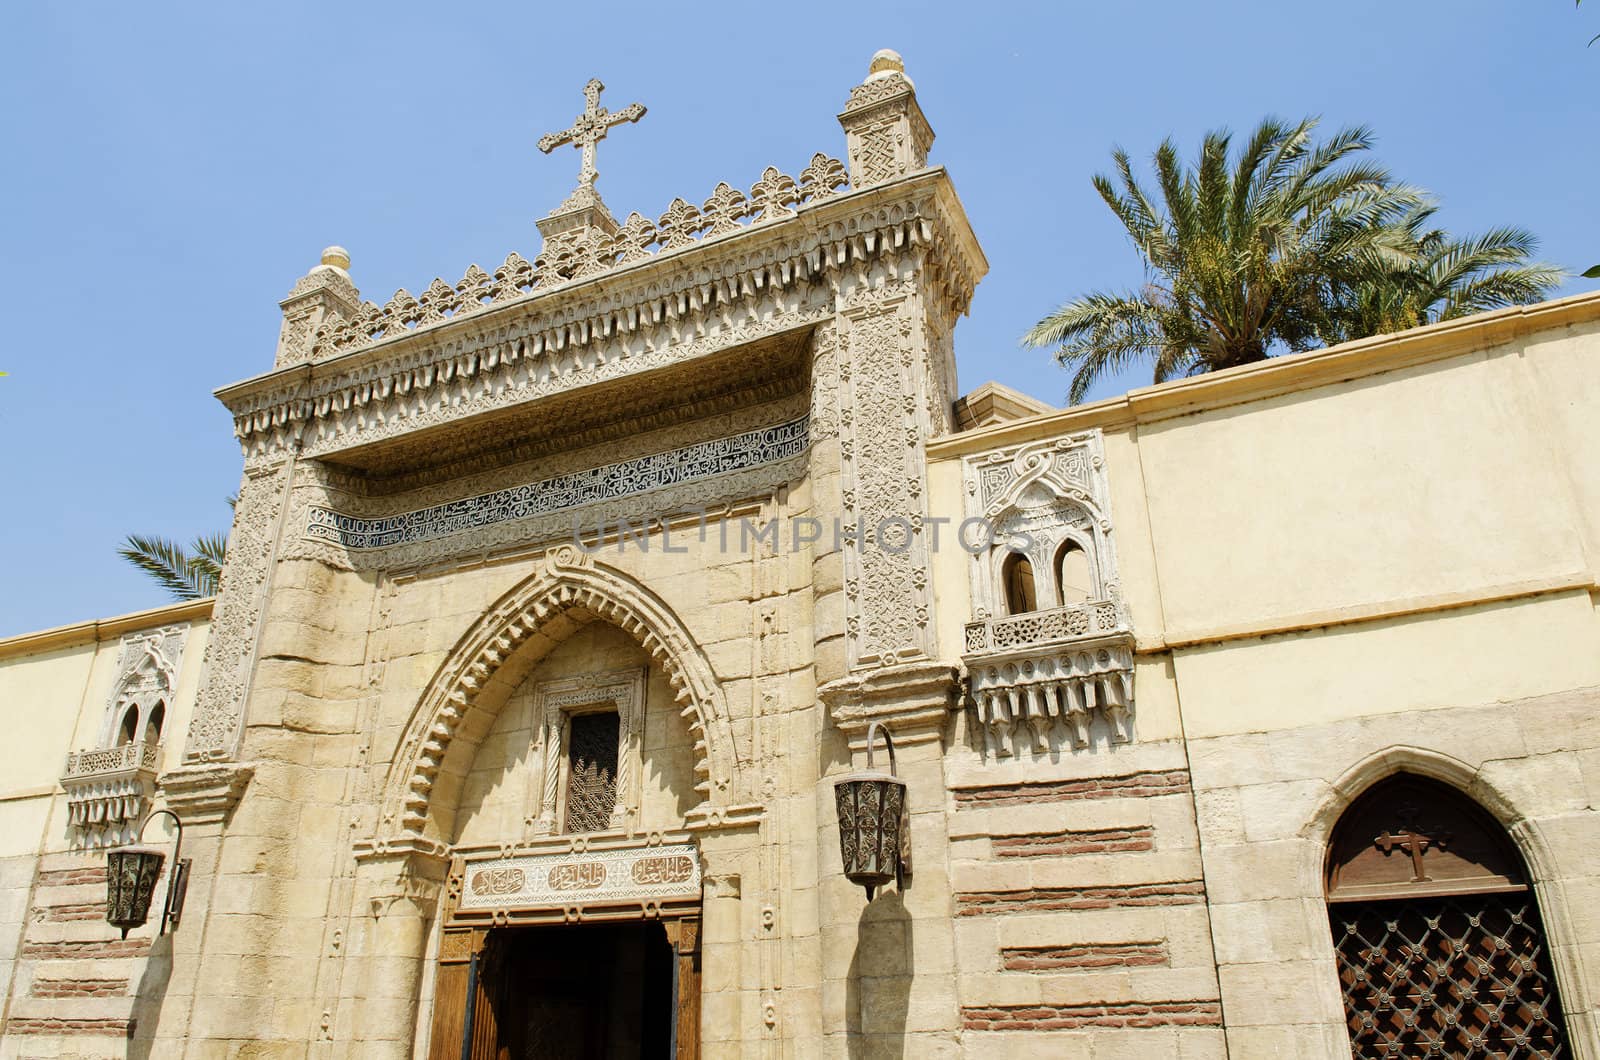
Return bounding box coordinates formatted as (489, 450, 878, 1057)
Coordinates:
(664, 916, 701, 1060)
(428, 928, 507, 1060)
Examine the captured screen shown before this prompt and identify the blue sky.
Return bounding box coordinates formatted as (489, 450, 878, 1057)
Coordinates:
(1, 1, 1595, 636)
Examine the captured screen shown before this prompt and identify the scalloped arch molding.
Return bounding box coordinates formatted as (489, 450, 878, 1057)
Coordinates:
(379, 549, 742, 840)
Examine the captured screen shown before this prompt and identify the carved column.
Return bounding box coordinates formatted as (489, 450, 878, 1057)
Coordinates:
(837, 50, 935, 188)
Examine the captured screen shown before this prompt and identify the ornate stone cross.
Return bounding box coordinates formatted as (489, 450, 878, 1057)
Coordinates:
(537, 79, 646, 201)
(1374, 807, 1451, 883)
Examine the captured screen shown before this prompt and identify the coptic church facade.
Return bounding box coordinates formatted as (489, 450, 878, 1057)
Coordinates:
(2, 51, 1600, 1059)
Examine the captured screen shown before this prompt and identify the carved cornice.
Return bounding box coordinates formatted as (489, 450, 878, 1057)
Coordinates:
(218, 170, 985, 467)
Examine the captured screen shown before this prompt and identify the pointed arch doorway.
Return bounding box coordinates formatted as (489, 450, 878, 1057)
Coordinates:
(1325, 773, 1572, 1057)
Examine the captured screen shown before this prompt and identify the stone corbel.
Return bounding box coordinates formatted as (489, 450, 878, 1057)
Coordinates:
(157, 762, 255, 827)
(820, 660, 960, 752)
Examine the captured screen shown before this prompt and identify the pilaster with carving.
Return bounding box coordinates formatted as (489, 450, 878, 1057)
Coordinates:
(834, 279, 941, 669)
(182, 457, 293, 767)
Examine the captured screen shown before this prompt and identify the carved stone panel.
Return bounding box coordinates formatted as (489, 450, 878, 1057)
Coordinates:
(183, 461, 289, 763)
(837, 284, 937, 669)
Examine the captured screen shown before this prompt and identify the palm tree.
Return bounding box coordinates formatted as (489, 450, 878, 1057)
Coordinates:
(1326, 208, 1564, 340)
(117, 496, 235, 601)
(1024, 118, 1431, 403)
(117, 533, 227, 601)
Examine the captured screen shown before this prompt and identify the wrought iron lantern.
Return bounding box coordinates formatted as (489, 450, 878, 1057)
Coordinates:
(834, 721, 910, 900)
(106, 808, 189, 939)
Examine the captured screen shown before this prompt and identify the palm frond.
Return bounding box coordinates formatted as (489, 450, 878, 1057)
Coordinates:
(117, 535, 219, 601)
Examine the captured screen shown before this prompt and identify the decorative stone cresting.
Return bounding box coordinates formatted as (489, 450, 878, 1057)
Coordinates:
(304, 154, 848, 362)
(233, 180, 979, 466)
(378, 549, 741, 841)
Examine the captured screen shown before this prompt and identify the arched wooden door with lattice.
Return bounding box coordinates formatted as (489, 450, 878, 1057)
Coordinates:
(1325, 773, 1572, 1058)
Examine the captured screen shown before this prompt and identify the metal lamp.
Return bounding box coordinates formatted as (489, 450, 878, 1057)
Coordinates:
(106, 808, 189, 939)
(834, 720, 910, 900)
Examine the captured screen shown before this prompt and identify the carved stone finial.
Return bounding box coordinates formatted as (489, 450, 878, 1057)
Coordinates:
(867, 48, 911, 86)
(838, 49, 934, 187)
(275, 244, 362, 368)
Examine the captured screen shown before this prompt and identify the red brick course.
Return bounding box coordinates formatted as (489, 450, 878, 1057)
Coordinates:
(962, 1000, 1222, 1030)
(4, 1016, 134, 1036)
(34, 867, 108, 887)
(991, 826, 1155, 858)
(31, 976, 130, 998)
(953, 770, 1190, 808)
(1002, 940, 1169, 971)
(956, 880, 1206, 916)
(19, 937, 151, 960)
(38, 901, 107, 922)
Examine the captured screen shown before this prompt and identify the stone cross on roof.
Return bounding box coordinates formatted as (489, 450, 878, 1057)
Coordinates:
(537, 79, 646, 210)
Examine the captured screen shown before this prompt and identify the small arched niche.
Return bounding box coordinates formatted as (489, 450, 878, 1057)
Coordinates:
(143, 701, 166, 745)
(1324, 773, 1571, 1056)
(1000, 551, 1038, 615)
(117, 706, 139, 746)
(1054, 539, 1094, 606)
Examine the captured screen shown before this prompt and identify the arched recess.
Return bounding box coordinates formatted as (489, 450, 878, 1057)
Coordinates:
(1307, 751, 1585, 1057)
(378, 548, 743, 842)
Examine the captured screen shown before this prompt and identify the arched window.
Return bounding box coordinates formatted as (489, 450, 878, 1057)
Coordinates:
(1055, 540, 1094, 605)
(1000, 552, 1037, 614)
(117, 706, 139, 746)
(143, 701, 166, 745)
(1325, 773, 1570, 1056)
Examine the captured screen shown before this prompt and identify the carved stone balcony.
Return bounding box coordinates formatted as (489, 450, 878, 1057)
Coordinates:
(963, 601, 1135, 756)
(963, 599, 1125, 655)
(61, 741, 161, 846)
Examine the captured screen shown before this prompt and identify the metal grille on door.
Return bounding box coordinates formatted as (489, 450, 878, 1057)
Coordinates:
(1332, 893, 1569, 1057)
